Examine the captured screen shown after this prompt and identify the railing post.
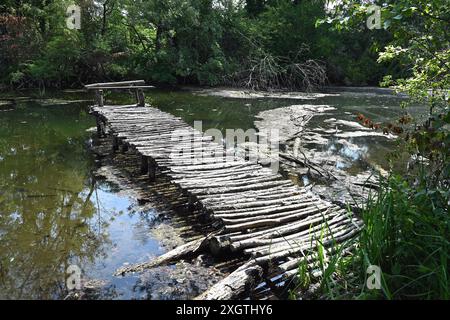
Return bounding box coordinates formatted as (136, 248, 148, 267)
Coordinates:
(86, 81, 152, 107)
(137, 88, 145, 107)
(95, 89, 104, 107)
(96, 118, 104, 137)
(134, 88, 139, 105)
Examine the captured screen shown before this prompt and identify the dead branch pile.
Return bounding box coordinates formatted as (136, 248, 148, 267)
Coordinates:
(225, 49, 327, 91)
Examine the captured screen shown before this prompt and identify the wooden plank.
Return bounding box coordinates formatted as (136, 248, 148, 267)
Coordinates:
(195, 262, 263, 300)
(88, 95, 361, 298)
(85, 80, 145, 88)
(86, 85, 155, 90)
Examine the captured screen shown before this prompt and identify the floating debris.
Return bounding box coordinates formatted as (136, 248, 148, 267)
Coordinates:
(254, 104, 391, 207)
(192, 87, 338, 100)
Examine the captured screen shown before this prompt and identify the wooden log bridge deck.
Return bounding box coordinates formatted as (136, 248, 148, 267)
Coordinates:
(87, 81, 362, 300)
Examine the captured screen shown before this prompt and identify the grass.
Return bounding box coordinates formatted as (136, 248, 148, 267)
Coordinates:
(291, 174, 449, 299)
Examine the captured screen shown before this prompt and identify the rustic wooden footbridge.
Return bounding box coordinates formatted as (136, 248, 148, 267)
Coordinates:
(87, 81, 362, 299)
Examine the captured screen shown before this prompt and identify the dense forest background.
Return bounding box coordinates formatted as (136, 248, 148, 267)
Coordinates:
(1, 0, 405, 90)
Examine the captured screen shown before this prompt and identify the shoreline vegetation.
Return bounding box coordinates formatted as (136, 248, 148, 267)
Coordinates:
(0, 1, 402, 91)
(0, 85, 403, 102)
(291, 173, 449, 300)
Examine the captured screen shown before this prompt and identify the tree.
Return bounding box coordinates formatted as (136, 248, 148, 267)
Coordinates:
(326, 0, 449, 185)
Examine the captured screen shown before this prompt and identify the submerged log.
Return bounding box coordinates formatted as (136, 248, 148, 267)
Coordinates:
(195, 261, 263, 300)
(90, 100, 366, 299)
(114, 235, 211, 276)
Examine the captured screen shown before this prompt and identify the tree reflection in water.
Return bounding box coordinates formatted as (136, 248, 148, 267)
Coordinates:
(0, 100, 109, 299)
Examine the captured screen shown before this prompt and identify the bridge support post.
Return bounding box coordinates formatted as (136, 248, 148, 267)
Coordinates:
(188, 194, 197, 212)
(140, 155, 149, 174)
(96, 118, 104, 137)
(121, 142, 129, 153)
(148, 158, 156, 181)
(112, 136, 119, 153)
(95, 89, 104, 107)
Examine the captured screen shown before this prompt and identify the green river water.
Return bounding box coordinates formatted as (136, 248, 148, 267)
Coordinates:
(0, 88, 420, 299)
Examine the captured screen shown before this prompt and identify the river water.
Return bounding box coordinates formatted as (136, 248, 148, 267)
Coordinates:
(0, 88, 421, 299)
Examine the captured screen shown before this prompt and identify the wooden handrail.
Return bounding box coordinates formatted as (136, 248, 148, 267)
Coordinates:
(85, 85, 154, 90)
(84, 80, 145, 89)
(85, 80, 150, 107)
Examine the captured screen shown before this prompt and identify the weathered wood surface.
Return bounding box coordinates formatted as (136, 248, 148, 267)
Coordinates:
(86, 81, 149, 108)
(114, 236, 209, 276)
(85, 85, 155, 90)
(195, 261, 263, 300)
(90, 102, 361, 299)
(85, 80, 145, 88)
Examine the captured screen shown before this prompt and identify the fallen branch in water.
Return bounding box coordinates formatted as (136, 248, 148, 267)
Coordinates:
(195, 261, 263, 300)
(114, 232, 217, 276)
(279, 152, 338, 181)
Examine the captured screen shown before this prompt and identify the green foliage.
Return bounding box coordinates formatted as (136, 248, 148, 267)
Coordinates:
(293, 0, 449, 300)
(28, 30, 82, 83)
(375, 0, 449, 187)
(0, 0, 397, 89)
(325, 0, 449, 210)
(293, 174, 449, 300)
(358, 175, 450, 299)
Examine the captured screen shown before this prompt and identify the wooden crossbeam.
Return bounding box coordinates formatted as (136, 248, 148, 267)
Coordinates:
(85, 85, 154, 90)
(86, 80, 149, 107)
(84, 80, 145, 88)
(89, 101, 361, 300)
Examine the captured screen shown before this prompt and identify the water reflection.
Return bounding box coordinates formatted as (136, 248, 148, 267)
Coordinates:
(0, 88, 419, 299)
(0, 101, 107, 299)
(0, 101, 163, 299)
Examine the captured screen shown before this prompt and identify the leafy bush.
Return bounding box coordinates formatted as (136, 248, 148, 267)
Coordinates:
(291, 175, 449, 300)
(0, 0, 392, 89)
(358, 175, 449, 299)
